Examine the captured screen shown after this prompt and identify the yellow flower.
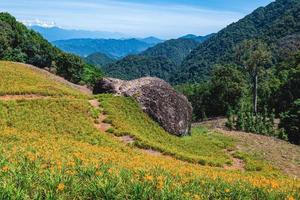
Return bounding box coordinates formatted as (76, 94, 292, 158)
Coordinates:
(287, 196, 295, 200)
(40, 164, 48, 169)
(145, 175, 153, 181)
(193, 194, 200, 200)
(225, 189, 230, 193)
(2, 166, 9, 172)
(67, 161, 75, 167)
(57, 183, 65, 191)
(66, 170, 76, 175)
(95, 171, 102, 176)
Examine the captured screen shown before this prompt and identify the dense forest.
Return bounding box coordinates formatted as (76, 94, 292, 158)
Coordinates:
(141, 38, 199, 66)
(178, 45, 300, 144)
(103, 38, 199, 81)
(0, 12, 102, 86)
(175, 0, 300, 83)
(84, 52, 116, 68)
(102, 55, 176, 81)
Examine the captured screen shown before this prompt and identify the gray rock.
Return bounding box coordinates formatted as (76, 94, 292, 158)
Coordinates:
(93, 77, 193, 136)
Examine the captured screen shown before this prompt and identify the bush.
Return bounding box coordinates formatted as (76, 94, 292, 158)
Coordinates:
(279, 99, 300, 145)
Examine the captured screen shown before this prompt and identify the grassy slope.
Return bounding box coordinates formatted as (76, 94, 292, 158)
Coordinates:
(99, 95, 235, 167)
(0, 62, 299, 199)
(0, 61, 84, 97)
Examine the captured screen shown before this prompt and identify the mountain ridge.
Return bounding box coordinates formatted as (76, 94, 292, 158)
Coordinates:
(175, 0, 300, 83)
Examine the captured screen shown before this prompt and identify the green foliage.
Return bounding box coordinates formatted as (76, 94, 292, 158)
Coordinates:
(104, 39, 199, 81)
(98, 94, 236, 167)
(141, 38, 199, 66)
(176, 0, 300, 84)
(226, 104, 277, 137)
(84, 52, 116, 67)
(279, 99, 300, 145)
(103, 55, 177, 82)
(177, 65, 248, 120)
(0, 12, 102, 86)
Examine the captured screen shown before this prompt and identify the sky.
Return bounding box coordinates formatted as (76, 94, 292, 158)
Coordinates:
(1, 0, 274, 39)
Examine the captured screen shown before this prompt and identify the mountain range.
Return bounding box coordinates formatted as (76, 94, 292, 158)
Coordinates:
(29, 25, 129, 41)
(52, 38, 159, 58)
(102, 0, 300, 84)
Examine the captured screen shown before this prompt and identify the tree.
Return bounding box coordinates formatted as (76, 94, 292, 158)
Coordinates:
(234, 39, 272, 114)
(209, 64, 249, 116)
(279, 99, 300, 145)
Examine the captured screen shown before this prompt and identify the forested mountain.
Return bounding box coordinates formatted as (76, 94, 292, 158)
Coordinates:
(141, 38, 199, 65)
(103, 38, 199, 81)
(175, 0, 300, 83)
(84, 52, 116, 68)
(29, 26, 128, 41)
(0, 13, 102, 85)
(180, 33, 215, 43)
(52, 38, 155, 58)
(103, 55, 176, 81)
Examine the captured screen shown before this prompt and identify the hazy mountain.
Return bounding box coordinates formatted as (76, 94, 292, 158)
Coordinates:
(29, 26, 128, 41)
(52, 38, 155, 58)
(138, 37, 164, 45)
(180, 33, 216, 43)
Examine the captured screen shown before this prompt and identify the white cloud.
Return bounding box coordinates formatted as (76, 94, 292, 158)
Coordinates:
(19, 19, 57, 28)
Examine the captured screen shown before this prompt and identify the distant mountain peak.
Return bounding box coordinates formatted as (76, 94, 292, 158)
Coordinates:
(29, 25, 130, 41)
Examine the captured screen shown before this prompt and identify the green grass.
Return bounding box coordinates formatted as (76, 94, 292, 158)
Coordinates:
(99, 94, 265, 168)
(0, 61, 85, 97)
(0, 63, 299, 199)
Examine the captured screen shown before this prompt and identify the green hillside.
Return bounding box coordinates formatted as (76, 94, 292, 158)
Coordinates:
(0, 61, 299, 199)
(0, 12, 102, 85)
(176, 0, 300, 83)
(84, 52, 116, 68)
(103, 55, 177, 81)
(103, 38, 198, 81)
(141, 38, 199, 66)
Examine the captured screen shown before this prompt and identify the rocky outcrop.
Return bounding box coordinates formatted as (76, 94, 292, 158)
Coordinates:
(94, 77, 193, 136)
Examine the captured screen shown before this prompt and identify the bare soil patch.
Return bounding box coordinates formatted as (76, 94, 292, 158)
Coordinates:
(224, 149, 245, 171)
(89, 99, 112, 132)
(117, 136, 135, 144)
(194, 118, 300, 177)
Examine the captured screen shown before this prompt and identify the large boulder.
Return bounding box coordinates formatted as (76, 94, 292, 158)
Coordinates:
(94, 77, 193, 136)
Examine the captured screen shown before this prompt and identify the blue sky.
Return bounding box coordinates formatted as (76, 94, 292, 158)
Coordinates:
(1, 0, 273, 39)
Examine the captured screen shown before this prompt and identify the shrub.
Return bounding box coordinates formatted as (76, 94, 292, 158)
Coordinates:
(279, 99, 300, 145)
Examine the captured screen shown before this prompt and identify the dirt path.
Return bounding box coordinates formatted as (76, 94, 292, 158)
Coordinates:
(218, 128, 300, 178)
(89, 99, 112, 133)
(88, 99, 171, 157)
(224, 149, 245, 171)
(194, 119, 300, 177)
